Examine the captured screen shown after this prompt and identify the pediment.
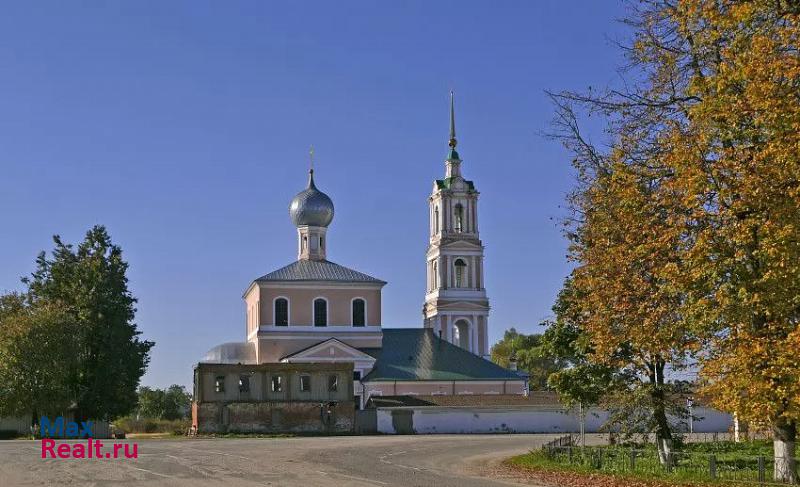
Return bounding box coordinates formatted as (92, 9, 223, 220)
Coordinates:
(281, 338, 376, 363)
(440, 240, 483, 251)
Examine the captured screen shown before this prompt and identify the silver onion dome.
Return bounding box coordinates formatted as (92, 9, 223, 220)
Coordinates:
(289, 170, 334, 227)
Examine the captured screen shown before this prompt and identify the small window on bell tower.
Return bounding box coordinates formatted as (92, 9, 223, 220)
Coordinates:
(434, 206, 439, 234)
(454, 259, 467, 288)
(454, 204, 464, 233)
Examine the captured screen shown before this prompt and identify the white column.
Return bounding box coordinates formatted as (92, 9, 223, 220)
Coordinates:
(482, 315, 488, 357)
(429, 203, 433, 236)
(446, 315, 453, 343)
(471, 317, 478, 355)
(470, 256, 477, 288)
(474, 198, 479, 233)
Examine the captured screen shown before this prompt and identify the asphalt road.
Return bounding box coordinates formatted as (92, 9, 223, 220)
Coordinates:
(0, 434, 574, 487)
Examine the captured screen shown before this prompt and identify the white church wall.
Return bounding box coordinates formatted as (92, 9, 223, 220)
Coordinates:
(375, 406, 733, 435)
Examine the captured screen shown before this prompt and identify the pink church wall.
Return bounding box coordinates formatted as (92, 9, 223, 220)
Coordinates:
(257, 286, 381, 326)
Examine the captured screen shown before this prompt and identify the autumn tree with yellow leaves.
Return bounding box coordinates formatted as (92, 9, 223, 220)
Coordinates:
(550, 0, 800, 481)
(668, 1, 800, 482)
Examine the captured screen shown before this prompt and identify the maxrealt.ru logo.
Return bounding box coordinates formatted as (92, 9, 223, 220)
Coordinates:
(39, 416, 138, 459)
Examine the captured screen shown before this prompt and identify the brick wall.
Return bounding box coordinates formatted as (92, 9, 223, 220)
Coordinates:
(195, 400, 354, 434)
(193, 362, 355, 434)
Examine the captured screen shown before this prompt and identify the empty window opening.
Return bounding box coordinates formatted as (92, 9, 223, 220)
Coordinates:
(239, 375, 250, 393)
(271, 375, 283, 392)
(454, 259, 467, 288)
(454, 204, 464, 232)
(454, 320, 470, 350)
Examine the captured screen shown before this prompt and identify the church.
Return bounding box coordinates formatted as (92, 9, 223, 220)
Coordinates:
(199, 95, 525, 412)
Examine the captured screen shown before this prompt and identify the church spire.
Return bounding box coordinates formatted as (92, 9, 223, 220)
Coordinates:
(447, 91, 461, 162)
(307, 145, 317, 189)
(449, 91, 457, 149)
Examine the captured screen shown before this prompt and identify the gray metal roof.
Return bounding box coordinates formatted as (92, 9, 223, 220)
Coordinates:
(201, 342, 257, 364)
(256, 259, 386, 284)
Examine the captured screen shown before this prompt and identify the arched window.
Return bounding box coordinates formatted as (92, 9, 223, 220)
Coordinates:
(432, 261, 438, 289)
(454, 259, 467, 288)
(434, 206, 439, 234)
(454, 320, 470, 350)
(454, 204, 464, 233)
(274, 298, 288, 326)
(352, 298, 366, 327)
(313, 298, 327, 327)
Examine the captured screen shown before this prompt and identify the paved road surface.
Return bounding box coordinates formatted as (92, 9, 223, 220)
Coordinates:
(0, 434, 575, 486)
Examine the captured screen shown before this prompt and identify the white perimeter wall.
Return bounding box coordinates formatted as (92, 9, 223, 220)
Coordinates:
(376, 406, 732, 435)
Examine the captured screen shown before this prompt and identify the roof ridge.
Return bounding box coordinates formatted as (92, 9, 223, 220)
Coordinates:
(255, 259, 386, 283)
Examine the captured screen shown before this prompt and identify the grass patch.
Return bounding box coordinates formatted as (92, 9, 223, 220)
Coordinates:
(506, 441, 785, 486)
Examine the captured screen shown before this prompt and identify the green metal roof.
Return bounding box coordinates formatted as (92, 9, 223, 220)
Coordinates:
(447, 148, 460, 161)
(361, 329, 519, 381)
(435, 177, 476, 192)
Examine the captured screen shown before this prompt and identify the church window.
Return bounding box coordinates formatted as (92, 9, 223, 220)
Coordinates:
(454, 259, 467, 288)
(432, 261, 438, 289)
(215, 376, 225, 393)
(328, 374, 338, 392)
(352, 298, 365, 326)
(454, 204, 464, 233)
(320, 236, 324, 249)
(271, 375, 283, 392)
(314, 298, 328, 326)
(353, 370, 362, 381)
(300, 375, 311, 392)
(238, 375, 250, 393)
(434, 206, 439, 234)
(454, 320, 470, 350)
(274, 298, 289, 326)
(302, 236, 307, 251)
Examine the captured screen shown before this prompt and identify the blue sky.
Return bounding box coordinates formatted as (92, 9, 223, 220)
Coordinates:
(0, 1, 629, 388)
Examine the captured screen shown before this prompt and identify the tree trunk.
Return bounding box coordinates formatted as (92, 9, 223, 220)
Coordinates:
(651, 361, 673, 467)
(654, 407, 674, 467)
(774, 420, 798, 484)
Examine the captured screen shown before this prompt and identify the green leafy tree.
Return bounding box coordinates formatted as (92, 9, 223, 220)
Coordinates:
(0, 293, 26, 324)
(0, 297, 79, 420)
(136, 387, 166, 419)
(136, 385, 191, 420)
(538, 280, 617, 411)
(162, 385, 191, 420)
(24, 225, 154, 420)
(490, 328, 565, 390)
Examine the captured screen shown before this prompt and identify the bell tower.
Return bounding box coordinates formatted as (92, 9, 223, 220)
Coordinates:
(423, 92, 490, 358)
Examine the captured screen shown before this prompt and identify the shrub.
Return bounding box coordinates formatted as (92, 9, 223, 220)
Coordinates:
(113, 416, 189, 435)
